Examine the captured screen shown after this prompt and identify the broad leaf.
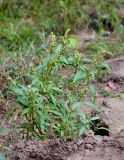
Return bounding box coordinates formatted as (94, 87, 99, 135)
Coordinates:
(73, 70, 83, 83)
(51, 87, 63, 93)
(89, 84, 96, 97)
(22, 108, 30, 115)
(79, 126, 86, 136)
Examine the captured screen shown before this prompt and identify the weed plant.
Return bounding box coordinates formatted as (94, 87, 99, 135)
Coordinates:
(8, 32, 111, 141)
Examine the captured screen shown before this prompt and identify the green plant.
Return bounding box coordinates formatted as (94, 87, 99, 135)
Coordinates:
(0, 0, 123, 36)
(9, 32, 110, 141)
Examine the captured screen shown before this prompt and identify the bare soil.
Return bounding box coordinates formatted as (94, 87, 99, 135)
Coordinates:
(6, 130, 124, 160)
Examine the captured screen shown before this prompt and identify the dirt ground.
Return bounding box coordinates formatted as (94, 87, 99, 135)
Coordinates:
(5, 130, 124, 160)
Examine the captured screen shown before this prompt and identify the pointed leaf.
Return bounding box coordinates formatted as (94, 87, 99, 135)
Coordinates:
(79, 126, 86, 136)
(89, 84, 96, 97)
(73, 70, 83, 83)
(22, 108, 30, 115)
(51, 87, 63, 93)
(90, 116, 100, 121)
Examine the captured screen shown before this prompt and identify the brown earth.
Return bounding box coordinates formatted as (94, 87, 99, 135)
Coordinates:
(6, 130, 124, 160)
(106, 55, 124, 81)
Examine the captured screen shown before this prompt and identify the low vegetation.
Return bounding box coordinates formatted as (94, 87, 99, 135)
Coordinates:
(8, 32, 111, 141)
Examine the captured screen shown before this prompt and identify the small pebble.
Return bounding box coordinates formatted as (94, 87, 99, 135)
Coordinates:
(85, 144, 93, 149)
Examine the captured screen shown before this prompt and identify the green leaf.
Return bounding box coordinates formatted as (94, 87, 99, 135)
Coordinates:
(60, 130, 64, 137)
(83, 102, 100, 112)
(31, 87, 39, 92)
(83, 102, 96, 108)
(60, 56, 68, 65)
(51, 87, 63, 93)
(39, 119, 45, 133)
(17, 96, 28, 107)
(89, 84, 96, 97)
(90, 116, 100, 121)
(55, 44, 63, 54)
(73, 70, 83, 83)
(79, 126, 86, 136)
(83, 58, 92, 63)
(36, 109, 43, 116)
(101, 63, 111, 72)
(72, 102, 83, 110)
(31, 77, 40, 85)
(22, 108, 30, 115)
(81, 114, 88, 124)
(59, 0, 66, 8)
(50, 94, 56, 105)
(68, 37, 78, 48)
(11, 87, 24, 95)
(38, 94, 48, 102)
(49, 110, 62, 117)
